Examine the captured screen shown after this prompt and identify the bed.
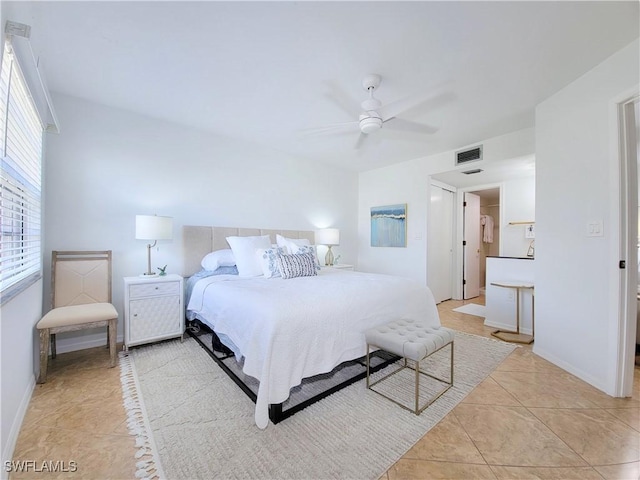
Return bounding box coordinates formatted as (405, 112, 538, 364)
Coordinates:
(183, 226, 441, 429)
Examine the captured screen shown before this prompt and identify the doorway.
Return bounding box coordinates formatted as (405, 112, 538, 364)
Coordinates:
(428, 181, 503, 302)
(429, 159, 531, 301)
(461, 187, 501, 299)
(468, 187, 500, 296)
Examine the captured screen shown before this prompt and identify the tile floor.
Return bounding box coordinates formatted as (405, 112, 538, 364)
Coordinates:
(384, 300, 640, 480)
(10, 298, 640, 479)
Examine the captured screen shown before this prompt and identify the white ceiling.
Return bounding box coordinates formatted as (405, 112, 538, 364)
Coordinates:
(8, 1, 640, 173)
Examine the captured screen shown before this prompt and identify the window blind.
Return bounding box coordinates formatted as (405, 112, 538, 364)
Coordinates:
(0, 40, 44, 296)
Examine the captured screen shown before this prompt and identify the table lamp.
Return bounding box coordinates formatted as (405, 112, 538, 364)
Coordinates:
(315, 228, 340, 266)
(136, 214, 173, 276)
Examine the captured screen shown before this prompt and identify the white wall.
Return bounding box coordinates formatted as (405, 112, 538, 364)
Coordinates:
(358, 128, 535, 285)
(1, 283, 41, 473)
(535, 39, 640, 394)
(43, 93, 359, 352)
(501, 176, 536, 257)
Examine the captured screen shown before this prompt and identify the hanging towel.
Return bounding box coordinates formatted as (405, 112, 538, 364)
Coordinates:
(481, 215, 494, 243)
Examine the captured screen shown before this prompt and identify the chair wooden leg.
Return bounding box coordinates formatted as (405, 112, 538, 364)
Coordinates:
(108, 319, 117, 367)
(38, 329, 50, 384)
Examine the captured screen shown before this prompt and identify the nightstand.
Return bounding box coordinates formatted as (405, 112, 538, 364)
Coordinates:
(325, 264, 355, 271)
(124, 274, 184, 349)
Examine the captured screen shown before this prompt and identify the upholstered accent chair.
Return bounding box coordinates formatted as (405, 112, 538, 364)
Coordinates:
(36, 251, 118, 383)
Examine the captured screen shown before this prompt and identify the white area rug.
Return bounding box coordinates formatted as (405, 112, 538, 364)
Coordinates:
(120, 332, 514, 480)
(452, 303, 487, 317)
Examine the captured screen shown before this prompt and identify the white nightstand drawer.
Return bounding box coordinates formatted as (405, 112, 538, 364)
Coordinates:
(129, 281, 180, 299)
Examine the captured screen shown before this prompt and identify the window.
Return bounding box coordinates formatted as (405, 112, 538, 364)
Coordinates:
(0, 40, 44, 299)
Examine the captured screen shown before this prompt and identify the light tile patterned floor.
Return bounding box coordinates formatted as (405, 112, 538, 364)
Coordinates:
(384, 299, 640, 480)
(10, 298, 640, 479)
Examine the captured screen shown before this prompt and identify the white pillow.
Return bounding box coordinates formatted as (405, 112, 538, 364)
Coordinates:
(256, 247, 286, 278)
(276, 234, 310, 254)
(201, 249, 236, 271)
(226, 235, 272, 277)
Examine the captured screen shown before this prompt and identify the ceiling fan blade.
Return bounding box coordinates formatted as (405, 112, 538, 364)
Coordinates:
(299, 121, 360, 137)
(378, 91, 456, 122)
(354, 132, 367, 149)
(323, 80, 362, 118)
(355, 131, 385, 150)
(383, 117, 439, 135)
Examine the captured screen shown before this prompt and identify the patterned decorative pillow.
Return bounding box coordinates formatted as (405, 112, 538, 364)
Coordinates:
(256, 247, 286, 278)
(276, 252, 318, 279)
(291, 244, 321, 271)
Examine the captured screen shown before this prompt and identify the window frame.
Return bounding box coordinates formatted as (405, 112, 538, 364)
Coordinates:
(0, 39, 44, 305)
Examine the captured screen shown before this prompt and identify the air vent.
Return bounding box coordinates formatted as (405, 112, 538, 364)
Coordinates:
(455, 145, 483, 166)
(461, 168, 483, 175)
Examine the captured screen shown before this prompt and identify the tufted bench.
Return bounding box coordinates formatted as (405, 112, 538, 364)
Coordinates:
(365, 319, 455, 414)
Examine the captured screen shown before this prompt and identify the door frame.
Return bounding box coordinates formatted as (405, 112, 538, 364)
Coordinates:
(453, 182, 504, 300)
(614, 90, 639, 397)
(463, 192, 481, 299)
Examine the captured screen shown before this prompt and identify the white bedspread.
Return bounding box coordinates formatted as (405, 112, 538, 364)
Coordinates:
(187, 268, 440, 428)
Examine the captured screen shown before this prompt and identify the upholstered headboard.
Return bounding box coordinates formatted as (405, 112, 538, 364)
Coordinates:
(182, 226, 315, 277)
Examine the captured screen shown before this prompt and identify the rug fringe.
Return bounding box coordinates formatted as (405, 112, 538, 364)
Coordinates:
(119, 351, 165, 480)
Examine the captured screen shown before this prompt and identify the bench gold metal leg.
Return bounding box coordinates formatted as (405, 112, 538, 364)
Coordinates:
(415, 359, 420, 413)
(366, 340, 455, 415)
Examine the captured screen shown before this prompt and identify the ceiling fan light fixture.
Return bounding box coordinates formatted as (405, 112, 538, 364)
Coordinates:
(359, 113, 382, 134)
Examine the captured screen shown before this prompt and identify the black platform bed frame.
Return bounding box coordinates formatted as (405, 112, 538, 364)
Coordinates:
(186, 319, 398, 425)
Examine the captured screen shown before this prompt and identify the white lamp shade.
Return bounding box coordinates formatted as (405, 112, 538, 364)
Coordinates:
(136, 215, 173, 240)
(315, 228, 340, 246)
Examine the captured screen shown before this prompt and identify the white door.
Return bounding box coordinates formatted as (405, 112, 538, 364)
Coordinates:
(463, 192, 481, 299)
(428, 185, 454, 303)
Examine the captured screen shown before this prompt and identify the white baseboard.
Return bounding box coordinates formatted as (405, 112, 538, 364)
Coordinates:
(53, 334, 124, 355)
(533, 345, 609, 395)
(1, 374, 35, 480)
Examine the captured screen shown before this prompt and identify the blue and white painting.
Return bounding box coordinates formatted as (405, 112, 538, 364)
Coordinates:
(371, 204, 407, 247)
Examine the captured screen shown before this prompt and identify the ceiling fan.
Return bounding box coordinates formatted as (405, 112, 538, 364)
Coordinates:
(302, 74, 447, 149)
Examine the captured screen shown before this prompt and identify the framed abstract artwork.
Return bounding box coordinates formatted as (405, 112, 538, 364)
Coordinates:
(370, 204, 407, 247)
